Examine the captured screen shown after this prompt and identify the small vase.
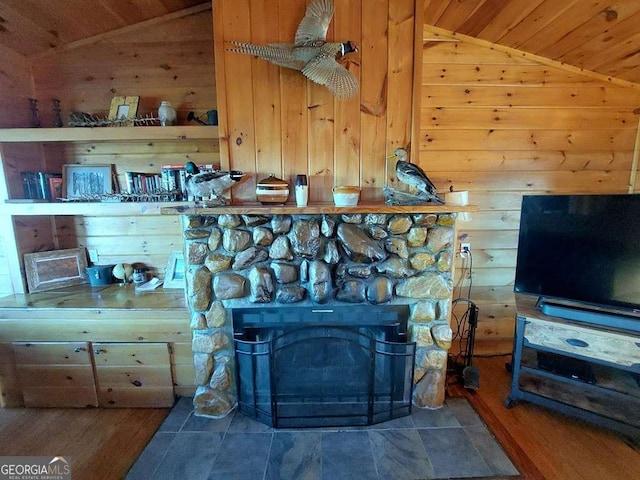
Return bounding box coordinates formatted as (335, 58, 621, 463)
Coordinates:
(158, 101, 177, 126)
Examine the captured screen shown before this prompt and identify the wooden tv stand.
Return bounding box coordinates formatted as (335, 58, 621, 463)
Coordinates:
(507, 294, 640, 442)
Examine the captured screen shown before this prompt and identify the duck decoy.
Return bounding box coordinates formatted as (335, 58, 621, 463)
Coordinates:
(185, 161, 244, 205)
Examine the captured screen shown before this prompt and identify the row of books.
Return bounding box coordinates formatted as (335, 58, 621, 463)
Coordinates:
(21, 172, 63, 200)
(124, 164, 217, 200)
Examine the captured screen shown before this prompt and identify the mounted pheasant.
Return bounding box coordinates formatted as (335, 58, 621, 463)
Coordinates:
(227, 0, 359, 100)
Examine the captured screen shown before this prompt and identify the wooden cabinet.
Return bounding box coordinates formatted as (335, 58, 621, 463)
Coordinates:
(507, 295, 640, 442)
(11, 340, 177, 408)
(12, 342, 98, 407)
(93, 342, 174, 408)
(0, 284, 194, 408)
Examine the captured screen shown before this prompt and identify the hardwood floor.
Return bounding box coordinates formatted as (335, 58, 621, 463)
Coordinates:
(1, 360, 638, 480)
(457, 356, 640, 480)
(0, 406, 169, 479)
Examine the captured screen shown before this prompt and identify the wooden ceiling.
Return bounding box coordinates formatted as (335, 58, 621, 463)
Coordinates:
(0, 0, 638, 85)
(0, 0, 209, 57)
(424, 0, 640, 85)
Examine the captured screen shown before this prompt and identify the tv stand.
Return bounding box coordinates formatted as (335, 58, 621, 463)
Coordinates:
(507, 294, 640, 443)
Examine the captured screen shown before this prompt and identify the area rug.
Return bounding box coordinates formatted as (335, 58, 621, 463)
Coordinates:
(126, 396, 519, 480)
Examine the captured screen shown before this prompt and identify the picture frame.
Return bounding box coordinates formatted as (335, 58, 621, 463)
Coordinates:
(163, 250, 185, 289)
(24, 248, 88, 293)
(63, 164, 113, 199)
(108, 96, 140, 122)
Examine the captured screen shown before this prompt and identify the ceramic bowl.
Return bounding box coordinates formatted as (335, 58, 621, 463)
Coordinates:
(332, 186, 360, 207)
(256, 174, 289, 205)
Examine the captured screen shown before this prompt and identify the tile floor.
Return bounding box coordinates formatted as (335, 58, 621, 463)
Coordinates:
(126, 397, 519, 480)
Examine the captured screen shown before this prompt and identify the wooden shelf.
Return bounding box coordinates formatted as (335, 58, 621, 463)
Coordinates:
(161, 202, 479, 216)
(0, 126, 218, 143)
(3, 200, 194, 216)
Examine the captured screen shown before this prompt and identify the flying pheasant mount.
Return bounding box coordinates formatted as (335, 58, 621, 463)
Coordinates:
(227, 0, 359, 100)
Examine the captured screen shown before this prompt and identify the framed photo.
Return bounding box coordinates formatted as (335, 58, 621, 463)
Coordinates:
(108, 96, 140, 122)
(163, 250, 185, 288)
(63, 164, 113, 199)
(24, 248, 88, 293)
(163, 250, 185, 289)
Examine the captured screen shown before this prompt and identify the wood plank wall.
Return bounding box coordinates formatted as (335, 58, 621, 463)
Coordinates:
(214, 0, 420, 203)
(421, 26, 640, 354)
(10, 8, 217, 280)
(0, 46, 36, 297)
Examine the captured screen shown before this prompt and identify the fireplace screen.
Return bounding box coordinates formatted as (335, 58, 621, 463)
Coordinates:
(233, 306, 416, 428)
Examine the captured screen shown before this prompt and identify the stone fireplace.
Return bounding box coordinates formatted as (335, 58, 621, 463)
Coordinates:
(179, 208, 457, 420)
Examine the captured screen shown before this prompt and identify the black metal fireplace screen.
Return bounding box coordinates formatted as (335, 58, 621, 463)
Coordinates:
(233, 306, 416, 428)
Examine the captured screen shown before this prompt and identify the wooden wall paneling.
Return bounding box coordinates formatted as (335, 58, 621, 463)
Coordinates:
(359, 0, 389, 201)
(306, 0, 336, 204)
(250, 0, 284, 181)
(0, 43, 33, 129)
(215, 0, 418, 203)
(386, 0, 417, 186)
(421, 25, 640, 354)
(333, 0, 361, 188)
(216, 0, 258, 203)
(421, 63, 606, 86)
(279, 0, 310, 190)
(32, 9, 215, 127)
(423, 151, 634, 173)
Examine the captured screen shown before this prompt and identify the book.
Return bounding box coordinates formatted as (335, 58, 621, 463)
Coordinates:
(48, 175, 63, 200)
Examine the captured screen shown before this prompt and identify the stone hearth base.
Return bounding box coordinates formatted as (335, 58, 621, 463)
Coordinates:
(125, 396, 519, 479)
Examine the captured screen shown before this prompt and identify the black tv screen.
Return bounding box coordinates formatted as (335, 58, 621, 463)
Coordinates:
(514, 194, 640, 313)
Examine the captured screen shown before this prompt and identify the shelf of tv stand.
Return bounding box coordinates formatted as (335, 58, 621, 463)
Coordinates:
(0, 125, 218, 143)
(507, 294, 640, 442)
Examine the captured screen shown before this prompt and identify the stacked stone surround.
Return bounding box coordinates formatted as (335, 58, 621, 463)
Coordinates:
(182, 211, 457, 418)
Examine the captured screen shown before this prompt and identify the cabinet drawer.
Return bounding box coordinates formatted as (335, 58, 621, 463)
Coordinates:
(94, 365, 173, 388)
(523, 318, 640, 370)
(93, 342, 174, 407)
(16, 364, 95, 387)
(98, 387, 175, 408)
(13, 342, 92, 365)
(92, 342, 171, 366)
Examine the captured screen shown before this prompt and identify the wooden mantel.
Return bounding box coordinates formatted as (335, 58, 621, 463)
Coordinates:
(161, 202, 478, 216)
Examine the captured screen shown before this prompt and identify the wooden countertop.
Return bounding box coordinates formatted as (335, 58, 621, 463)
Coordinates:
(0, 284, 187, 311)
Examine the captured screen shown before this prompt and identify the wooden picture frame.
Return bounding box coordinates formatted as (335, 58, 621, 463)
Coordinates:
(163, 250, 185, 289)
(24, 248, 88, 293)
(63, 164, 113, 199)
(108, 96, 140, 122)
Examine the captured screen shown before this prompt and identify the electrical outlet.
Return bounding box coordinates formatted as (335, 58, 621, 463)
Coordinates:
(460, 243, 471, 257)
(88, 249, 99, 263)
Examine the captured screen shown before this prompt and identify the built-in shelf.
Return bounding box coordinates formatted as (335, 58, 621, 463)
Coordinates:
(3, 200, 194, 216)
(161, 202, 478, 216)
(0, 125, 218, 142)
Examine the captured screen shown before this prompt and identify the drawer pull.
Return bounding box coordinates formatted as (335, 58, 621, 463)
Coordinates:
(566, 338, 589, 348)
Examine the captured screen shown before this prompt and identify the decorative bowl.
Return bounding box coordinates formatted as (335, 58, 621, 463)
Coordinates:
(256, 174, 289, 205)
(332, 186, 360, 207)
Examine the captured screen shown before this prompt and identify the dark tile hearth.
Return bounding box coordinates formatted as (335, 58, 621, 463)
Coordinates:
(126, 397, 518, 480)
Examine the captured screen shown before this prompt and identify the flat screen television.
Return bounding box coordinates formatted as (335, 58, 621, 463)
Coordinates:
(514, 194, 640, 319)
